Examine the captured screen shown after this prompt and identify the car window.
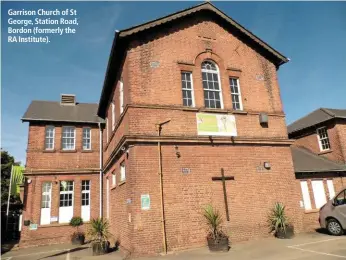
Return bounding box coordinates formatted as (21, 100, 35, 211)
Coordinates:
(335, 190, 346, 206)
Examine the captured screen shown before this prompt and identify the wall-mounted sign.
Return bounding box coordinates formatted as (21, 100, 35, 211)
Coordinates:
(182, 168, 191, 174)
(150, 61, 160, 68)
(196, 113, 237, 136)
(126, 199, 132, 204)
(50, 216, 58, 222)
(141, 194, 150, 210)
(29, 223, 38, 230)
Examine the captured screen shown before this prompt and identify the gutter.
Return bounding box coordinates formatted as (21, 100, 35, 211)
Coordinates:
(98, 122, 103, 218)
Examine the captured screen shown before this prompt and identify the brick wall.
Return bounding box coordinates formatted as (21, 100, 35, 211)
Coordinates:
(293, 122, 345, 163)
(20, 173, 100, 247)
(26, 122, 101, 171)
(335, 121, 346, 163)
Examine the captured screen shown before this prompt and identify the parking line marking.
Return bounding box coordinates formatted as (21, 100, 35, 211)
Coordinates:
(288, 237, 346, 247)
(4, 248, 70, 258)
(288, 246, 346, 258)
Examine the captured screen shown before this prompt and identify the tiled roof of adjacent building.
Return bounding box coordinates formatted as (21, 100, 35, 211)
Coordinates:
(97, 2, 289, 118)
(288, 108, 346, 135)
(22, 100, 104, 124)
(291, 146, 346, 173)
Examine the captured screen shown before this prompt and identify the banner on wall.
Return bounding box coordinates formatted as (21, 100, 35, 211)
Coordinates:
(196, 113, 237, 136)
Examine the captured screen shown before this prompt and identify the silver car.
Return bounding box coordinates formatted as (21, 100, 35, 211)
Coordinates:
(319, 188, 346, 235)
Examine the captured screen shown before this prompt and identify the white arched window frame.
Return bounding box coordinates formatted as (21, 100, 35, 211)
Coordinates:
(201, 60, 224, 109)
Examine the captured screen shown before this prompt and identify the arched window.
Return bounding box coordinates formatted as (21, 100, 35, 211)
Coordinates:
(201, 60, 223, 109)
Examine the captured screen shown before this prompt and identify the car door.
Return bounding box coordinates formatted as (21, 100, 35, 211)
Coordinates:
(333, 189, 346, 228)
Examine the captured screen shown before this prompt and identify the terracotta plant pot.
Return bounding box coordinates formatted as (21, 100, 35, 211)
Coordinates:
(275, 225, 294, 239)
(207, 236, 230, 252)
(92, 241, 109, 256)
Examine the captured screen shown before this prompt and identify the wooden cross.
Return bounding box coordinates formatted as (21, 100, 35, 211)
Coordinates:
(212, 168, 235, 221)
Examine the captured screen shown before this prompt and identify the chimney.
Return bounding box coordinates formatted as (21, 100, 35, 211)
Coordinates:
(60, 94, 76, 105)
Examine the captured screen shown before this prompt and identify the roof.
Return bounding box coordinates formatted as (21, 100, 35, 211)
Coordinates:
(22, 101, 104, 124)
(288, 108, 346, 135)
(97, 2, 289, 117)
(291, 146, 346, 173)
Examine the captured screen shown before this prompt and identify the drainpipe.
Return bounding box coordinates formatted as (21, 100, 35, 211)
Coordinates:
(156, 119, 170, 254)
(98, 122, 103, 218)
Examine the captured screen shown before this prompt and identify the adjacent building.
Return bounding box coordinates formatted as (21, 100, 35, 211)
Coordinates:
(20, 94, 104, 247)
(98, 2, 304, 256)
(288, 108, 346, 230)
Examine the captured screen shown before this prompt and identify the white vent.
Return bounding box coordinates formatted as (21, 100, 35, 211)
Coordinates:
(60, 94, 76, 105)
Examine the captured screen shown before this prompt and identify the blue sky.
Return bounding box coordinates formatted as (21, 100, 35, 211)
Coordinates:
(1, 1, 346, 164)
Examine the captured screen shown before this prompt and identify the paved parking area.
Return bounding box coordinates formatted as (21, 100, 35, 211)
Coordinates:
(2, 232, 346, 260)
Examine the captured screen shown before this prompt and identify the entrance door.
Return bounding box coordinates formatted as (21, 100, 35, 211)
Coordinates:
(40, 182, 52, 225)
(81, 180, 90, 221)
(59, 181, 74, 223)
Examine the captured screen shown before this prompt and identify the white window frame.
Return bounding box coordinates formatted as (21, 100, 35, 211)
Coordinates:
(59, 181, 74, 223)
(81, 180, 90, 221)
(201, 60, 224, 109)
(181, 71, 195, 107)
(229, 77, 243, 111)
(119, 80, 124, 114)
(327, 179, 335, 199)
(40, 182, 52, 225)
(317, 127, 331, 151)
(112, 102, 116, 131)
(311, 180, 327, 209)
(82, 127, 91, 150)
(62, 126, 76, 150)
(120, 161, 126, 182)
(45, 125, 55, 150)
(112, 173, 116, 186)
(300, 180, 312, 210)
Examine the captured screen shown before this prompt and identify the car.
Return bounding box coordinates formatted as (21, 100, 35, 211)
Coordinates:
(319, 188, 346, 236)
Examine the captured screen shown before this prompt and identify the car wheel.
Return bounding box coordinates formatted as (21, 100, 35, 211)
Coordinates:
(327, 219, 344, 236)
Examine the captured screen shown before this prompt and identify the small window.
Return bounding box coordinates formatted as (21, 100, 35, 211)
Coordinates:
(81, 180, 90, 206)
(62, 126, 75, 150)
(112, 173, 116, 186)
(112, 102, 116, 131)
(317, 127, 330, 151)
(82, 128, 91, 150)
(229, 78, 243, 110)
(201, 61, 223, 109)
(120, 161, 126, 182)
(45, 126, 55, 150)
(119, 81, 124, 114)
(334, 190, 346, 206)
(181, 72, 194, 107)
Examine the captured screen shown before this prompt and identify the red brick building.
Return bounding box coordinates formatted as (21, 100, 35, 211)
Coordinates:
(20, 94, 104, 247)
(97, 3, 304, 256)
(288, 108, 346, 231)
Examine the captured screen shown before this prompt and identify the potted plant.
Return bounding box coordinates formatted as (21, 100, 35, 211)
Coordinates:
(202, 204, 229, 252)
(268, 202, 294, 239)
(70, 217, 85, 245)
(88, 218, 111, 255)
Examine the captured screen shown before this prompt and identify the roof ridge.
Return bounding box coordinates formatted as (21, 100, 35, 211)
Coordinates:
(320, 108, 336, 117)
(293, 146, 346, 168)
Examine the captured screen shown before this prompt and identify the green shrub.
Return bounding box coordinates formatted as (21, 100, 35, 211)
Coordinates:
(268, 202, 289, 234)
(202, 204, 226, 240)
(88, 218, 111, 246)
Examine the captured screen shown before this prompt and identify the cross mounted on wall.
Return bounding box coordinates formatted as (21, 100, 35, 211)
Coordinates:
(211, 168, 235, 221)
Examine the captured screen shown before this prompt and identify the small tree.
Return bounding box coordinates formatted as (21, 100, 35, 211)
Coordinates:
(202, 204, 225, 240)
(268, 202, 289, 234)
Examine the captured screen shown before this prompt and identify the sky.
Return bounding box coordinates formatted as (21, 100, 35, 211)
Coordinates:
(1, 1, 346, 164)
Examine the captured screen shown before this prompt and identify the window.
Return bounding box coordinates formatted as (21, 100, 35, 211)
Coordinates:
(82, 128, 91, 150)
(81, 180, 90, 206)
(112, 173, 116, 186)
(334, 190, 346, 206)
(62, 126, 75, 150)
(112, 102, 116, 131)
(119, 80, 124, 114)
(45, 126, 55, 150)
(201, 61, 223, 109)
(229, 78, 243, 110)
(317, 127, 330, 151)
(120, 161, 126, 181)
(300, 181, 312, 210)
(311, 180, 327, 209)
(40, 182, 52, 225)
(181, 72, 194, 107)
(59, 181, 74, 207)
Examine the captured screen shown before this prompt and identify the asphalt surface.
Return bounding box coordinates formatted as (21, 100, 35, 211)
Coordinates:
(2, 232, 346, 260)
